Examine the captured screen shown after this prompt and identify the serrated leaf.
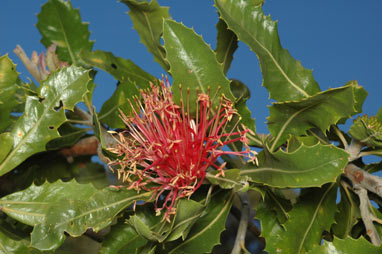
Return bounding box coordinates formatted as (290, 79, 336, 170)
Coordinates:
(242, 143, 348, 188)
(99, 80, 140, 128)
(121, 0, 170, 71)
(163, 20, 235, 114)
(259, 183, 338, 253)
(377, 106, 382, 122)
(215, 19, 238, 74)
(30, 186, 153, 250)
(268, 84, 358, 150)
(100, 221, 147, 254)
(215, 0, 320, 102)
(349, 115, 382, 147)
(332, 184, 359, 238)
(308, 236, 382, 254)
(0, 180, 97, 226)
(79, 50, 156, 89)
(37, 0, 93, 65)
(163, 190, 233, 254)
(0, 66, 90, 176)
(0, 55, 19, 132)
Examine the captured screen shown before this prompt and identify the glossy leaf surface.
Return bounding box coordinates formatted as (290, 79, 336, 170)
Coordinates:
(37, 0, 93, 65)
(308, 237, 382, 254)
(122, 0, 170, 71)
(242, 143, 348, 188)
(215, 19, 238, 74)
(0, 67, 90, 176)
(215, 0, 320, 102)
(258, 183, 338, 253)
(163, 20, 234, 114)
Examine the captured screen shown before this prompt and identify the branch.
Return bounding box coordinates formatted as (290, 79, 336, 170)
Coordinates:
(231, 192, 251, 254)
(344, 164, 382, 197)
(353, 186, 382, 246)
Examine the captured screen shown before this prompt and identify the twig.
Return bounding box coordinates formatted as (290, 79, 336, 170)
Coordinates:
(353, 186, 382, 245)
(347, 139, 364, 162)
(344, 164, 382, 197)
(231, 192, 251, 254)
(333, 125, 349, 150)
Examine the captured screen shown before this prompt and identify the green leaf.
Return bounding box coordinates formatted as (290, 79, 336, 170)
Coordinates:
(0, 229, 41, 254)
(259, 183, 338, 253)
(376, 106, 382, 122)
(100, 221, 147, 254)
(215, 0, 320, 102)
(0, 133, 12, 163)
(242, 143, 348, 188)
(349, 115, 382, 147)
(121, 0, 170, 71)
(163, 20, 234, 114)
(268, 84, 359, 150)
(37, 0, 93, 65)
(206, 169, 249, 191)
(0, 66, 90, 176)
(166, 199, 205, 242)
(79, 50, 157, 89)
(163, 190, 233, 254)
(0, 180, 97, 226)
(308, 236, 382, 254)
(46, 123, 88, 150)
(99, 80, 139, 128)
(215, 19, 238, 74)
(332, 184, 359, 238)
(230, 79, 256, 132)
(30, 186, 153, 250)
(0, 55, 19, 132)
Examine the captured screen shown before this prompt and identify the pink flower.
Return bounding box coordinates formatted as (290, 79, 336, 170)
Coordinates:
(108, 77, 255, 220)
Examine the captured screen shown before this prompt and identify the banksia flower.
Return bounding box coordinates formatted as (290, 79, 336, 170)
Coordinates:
(108, 78, 256, 220)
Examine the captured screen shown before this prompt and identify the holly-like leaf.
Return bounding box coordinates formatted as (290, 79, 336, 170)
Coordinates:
(0, 55, 19, 132)
(100, 221, 147, 254)
(268, 84, 359, 150)
(79, 50, 156, 89)
(163, 20, 235, 114)
(308, 236, 382, 254)
(332, 184, 359, 238)
(98, 80, 139, 129)
(30, 186, 153, 250)
(215, 19, 238, 74)
(242, 143, 348, 188)
(0, 67, 90, 176)
(121, 0, 170, 71)
(259, 183, 338, 253)
(349, 115, 382, 147)
(215, 0, 320, 102)
(37, 0, 93, 65)
(162, 190, 233, 254)
(0, 180, 98, 226)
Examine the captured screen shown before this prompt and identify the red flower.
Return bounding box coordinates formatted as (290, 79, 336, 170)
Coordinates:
(108, 77, 255, 220)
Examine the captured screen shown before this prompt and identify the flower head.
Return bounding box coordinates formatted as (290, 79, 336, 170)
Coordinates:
(108, 77, 255, 220)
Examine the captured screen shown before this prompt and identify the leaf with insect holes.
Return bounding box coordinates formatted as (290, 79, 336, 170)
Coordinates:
(0, 66, 90, 177)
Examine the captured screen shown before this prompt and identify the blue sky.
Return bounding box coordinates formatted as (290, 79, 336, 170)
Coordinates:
(2, 0, 382, 133)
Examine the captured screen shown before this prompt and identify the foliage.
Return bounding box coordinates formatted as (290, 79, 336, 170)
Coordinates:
(1, 0, 382, 253)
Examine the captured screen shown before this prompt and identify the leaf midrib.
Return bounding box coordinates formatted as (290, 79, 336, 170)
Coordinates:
(53, 0, 77, 65)
(217, 0, 309, 98)
(241, 157, 342, 175)
(168, 191, 233, 253)
(297, 183, 335, 253)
